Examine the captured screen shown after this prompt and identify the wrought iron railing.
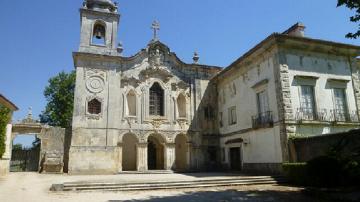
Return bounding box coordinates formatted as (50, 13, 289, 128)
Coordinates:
(252, 111, 274, 129)
(295, 108, 327, 121)
(295, 108, 359, 123)
(329, 109, 359, 123)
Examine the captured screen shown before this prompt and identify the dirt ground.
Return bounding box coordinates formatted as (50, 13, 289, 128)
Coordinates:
(0, 172, 319, 202)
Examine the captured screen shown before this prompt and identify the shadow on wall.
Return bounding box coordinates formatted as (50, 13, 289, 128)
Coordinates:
(188, 79, 221, 171)
(62, 128, 72, 173)
(108, 189, 318, 202)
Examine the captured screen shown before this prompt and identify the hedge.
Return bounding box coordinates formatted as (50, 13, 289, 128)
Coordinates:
(283, 156, 360, 187)
(0, 105, 11, 158)
(282, 163, 308, 185)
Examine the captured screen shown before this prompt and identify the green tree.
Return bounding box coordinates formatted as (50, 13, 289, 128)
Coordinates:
(337, 0, 360, 39)
(12, 144, 23, 151)
(0, 105, 10, 158)
(40, 71, 76, 128)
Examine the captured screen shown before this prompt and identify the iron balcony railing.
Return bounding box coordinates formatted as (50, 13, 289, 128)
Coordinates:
(295, 108, 359, 123)
(252, 111, 274, 129)
(295, 108, 327, 121)
(329, 109, 359, 123)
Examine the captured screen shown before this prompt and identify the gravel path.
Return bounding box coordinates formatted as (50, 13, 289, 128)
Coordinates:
(0, 172, 318, 202)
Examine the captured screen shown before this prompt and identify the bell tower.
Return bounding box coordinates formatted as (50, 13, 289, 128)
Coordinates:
(79, 0, 120, 55)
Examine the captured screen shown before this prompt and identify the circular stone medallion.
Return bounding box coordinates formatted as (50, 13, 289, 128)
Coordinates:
(86, 76, 105, 93)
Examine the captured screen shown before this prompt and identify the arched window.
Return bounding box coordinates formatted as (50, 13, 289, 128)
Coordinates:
(127, 91, 136, 116)
(88, 99, 101, 114)
(92, 23, 106, 45)
(149, 82, 164, 116)
(177, 94, 186, 118)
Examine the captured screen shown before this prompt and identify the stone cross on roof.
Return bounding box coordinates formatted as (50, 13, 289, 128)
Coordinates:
(151, 20, 160, 41)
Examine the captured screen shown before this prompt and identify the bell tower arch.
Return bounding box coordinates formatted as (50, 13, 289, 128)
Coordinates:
(79, 0, 120, 55)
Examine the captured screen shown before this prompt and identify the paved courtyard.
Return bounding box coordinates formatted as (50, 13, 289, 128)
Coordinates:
(0, 172, 319, 202)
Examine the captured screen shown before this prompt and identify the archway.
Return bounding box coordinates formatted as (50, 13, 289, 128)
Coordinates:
(10, 134, 40, 172)
(175, 134, 188, 171)
(147, 134, 165, 170)
(122, 133, 138, 171)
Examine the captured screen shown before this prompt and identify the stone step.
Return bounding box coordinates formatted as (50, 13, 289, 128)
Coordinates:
(89, 180, 285, 192)
(118, 170, 174, 174)
(63, 175, 280, 187)
(51, 176, 287, 192)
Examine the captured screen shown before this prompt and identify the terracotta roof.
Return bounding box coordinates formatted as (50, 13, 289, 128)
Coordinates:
(0, 94, 18, 111)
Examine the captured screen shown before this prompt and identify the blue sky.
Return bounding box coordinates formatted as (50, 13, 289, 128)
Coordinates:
(0, 0, 358, 146)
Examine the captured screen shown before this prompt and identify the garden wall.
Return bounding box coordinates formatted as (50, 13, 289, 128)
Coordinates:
(289, 129, 360, 162)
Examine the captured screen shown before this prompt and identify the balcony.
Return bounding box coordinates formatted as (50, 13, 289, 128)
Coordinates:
(295, 108, 327, 122)
(295, 108, 359, 123)
(252, 111, 274, 129)
(330, 109, 359, 123)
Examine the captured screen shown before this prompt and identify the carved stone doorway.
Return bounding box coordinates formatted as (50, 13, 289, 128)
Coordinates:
(147, 134, 164, 170)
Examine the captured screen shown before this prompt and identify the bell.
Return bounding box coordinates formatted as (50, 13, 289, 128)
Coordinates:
(95, 30, 103, 39)
(94, 26, 105, 39)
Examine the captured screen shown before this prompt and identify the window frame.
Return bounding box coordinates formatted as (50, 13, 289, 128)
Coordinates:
(333, 88, 349, 121)
(299, 85, 317, 117)
(149, 82, 165, 117)
(256, 89, 269, 115)
(228, 106, 237, 125)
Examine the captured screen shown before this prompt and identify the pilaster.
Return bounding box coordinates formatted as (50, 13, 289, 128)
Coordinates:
(164, 143, 176, 170)
(350, 58, 360, 118)
(116, 145, 122, 172)
(3, 124, 12, 159)
(136, 143, 147, 171)
(273, 50, 294, 162)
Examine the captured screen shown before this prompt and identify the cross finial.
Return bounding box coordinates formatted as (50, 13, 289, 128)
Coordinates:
(151, 20, 160, 41)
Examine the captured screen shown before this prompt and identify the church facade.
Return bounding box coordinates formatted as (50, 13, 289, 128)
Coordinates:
(68, 0, 360, 174)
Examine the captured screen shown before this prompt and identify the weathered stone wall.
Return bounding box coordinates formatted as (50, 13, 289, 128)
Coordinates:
(289, 129, 360, 162)
(39, 127, 66, 173)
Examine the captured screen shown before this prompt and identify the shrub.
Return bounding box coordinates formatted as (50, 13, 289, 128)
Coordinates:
(306, 156, 343, 187)
(282, 163, 308, 185)
(0, 105, 11, 158)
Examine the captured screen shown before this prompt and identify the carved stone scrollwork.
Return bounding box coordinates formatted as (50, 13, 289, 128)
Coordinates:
(177, 119, 188, 129)
(139, 67, 173, 83)
(85, 69, 106, 94)
(149, 48, 164, 68)
(138, 131, 149, 143)
(150, 118, 165, 129)
(163, 131, 176, 143)
(121, 76, 140, 88)
(86, 76, 105, 93)
(124, 117, 137, 127)
(171, 80, 189, 91)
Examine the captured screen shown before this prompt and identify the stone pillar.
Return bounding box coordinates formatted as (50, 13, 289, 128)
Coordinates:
(116, 145, 123, 172)
(186, 142, 192, 170)
(136, 143, 147, 171)
(3, 124, 12, 159)
(0, 124, 12, 176)
(164, 143, 176, 170)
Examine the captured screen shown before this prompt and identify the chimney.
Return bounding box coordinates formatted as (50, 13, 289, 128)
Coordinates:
(283, 22, 306, 37)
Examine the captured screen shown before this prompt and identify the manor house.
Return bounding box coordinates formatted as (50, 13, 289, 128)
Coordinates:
(68, 0, 360, 174)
